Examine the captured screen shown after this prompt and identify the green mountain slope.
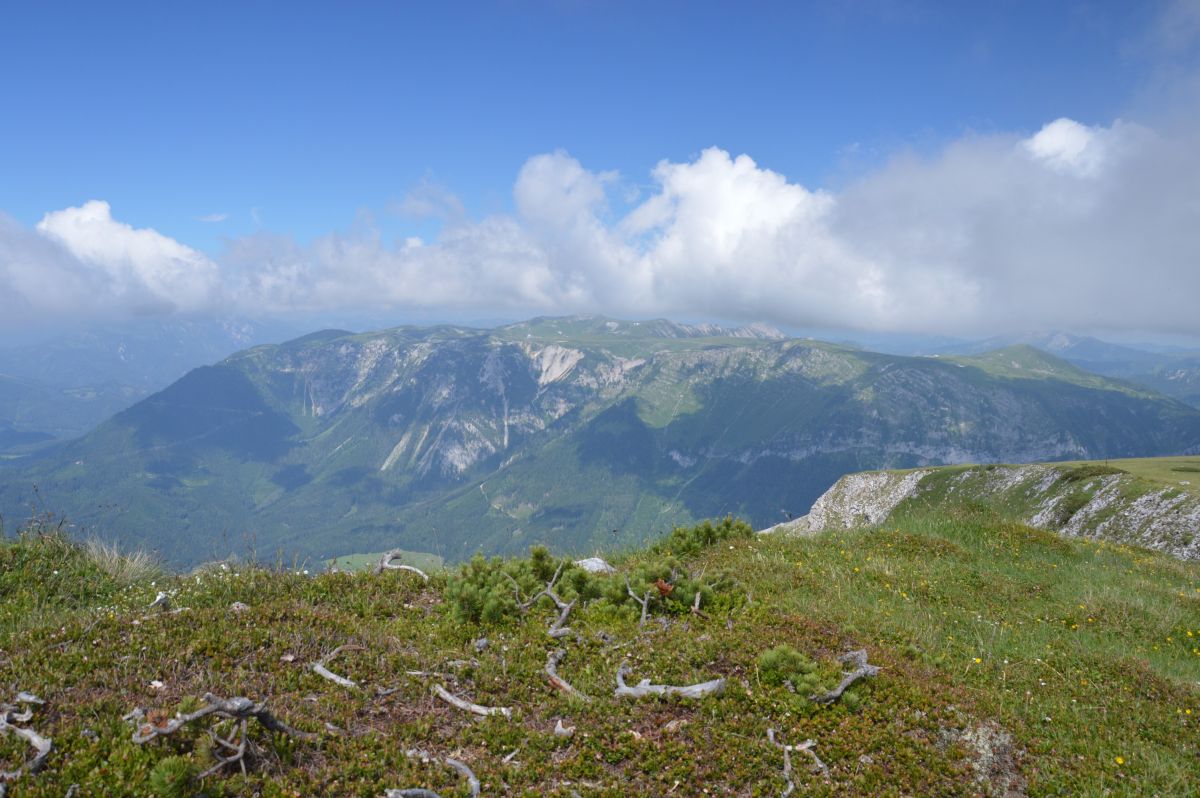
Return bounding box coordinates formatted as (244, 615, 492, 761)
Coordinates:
(1, 504, 1197, 796)
(3, 317, 1200, 567)
(781, 455, 1200, 561)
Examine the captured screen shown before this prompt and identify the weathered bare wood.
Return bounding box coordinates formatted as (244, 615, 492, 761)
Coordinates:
(613, 662, 725, 699)
(431, 684, 512, 718)
(768, 727, 827, 796)
(130, 692, 315, 745)
(545, 649, 591, 702)
(624, 578, 652, 627)
(810, 649, 879, 705)
(199, 717, 249, 778)
(444, 757, 480, 797)
(0, 695, 52, 785)
(505, 562, 579, 637)
(385, 749, 479, 798)
(376, 549, 430, 581)
(543, 590, 575, 638)
(312, 644, 363, 689)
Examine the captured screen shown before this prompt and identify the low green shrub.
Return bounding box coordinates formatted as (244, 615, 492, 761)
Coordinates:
(148, 755, 197, 798)
(446, 519, 753, 626)
(651, 516, 754, 557)
(758, 643, 817, 686)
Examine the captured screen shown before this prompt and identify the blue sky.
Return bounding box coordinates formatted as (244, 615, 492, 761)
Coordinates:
(2, 1, 1199, 336)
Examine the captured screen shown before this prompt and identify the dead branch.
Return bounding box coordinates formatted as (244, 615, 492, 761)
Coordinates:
(768, 728, 794, 798)
(376, 550, 430, 581)
(543, 590, 575, 638)
(431, 684, 512, 718)
(312, 644, 363, 689)
(613, 662, 725, 699)
(445, 757, 480, 797)
(624, 578, 653, 627)
(768, 727, 827, 795)
(810, 649, 879, 705)
(130, 692, 316, 746)
(384, 749, 479, 798)
(505, 562, 578, 637)
(0, 693, 52, 785)
(545, 649, 591, 702)
(199, 717, 249, 778)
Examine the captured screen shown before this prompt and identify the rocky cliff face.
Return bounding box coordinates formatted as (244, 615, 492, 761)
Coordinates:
(779, 462, 1200, 561)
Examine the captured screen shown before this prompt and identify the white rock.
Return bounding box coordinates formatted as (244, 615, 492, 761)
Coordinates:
(574, 557, 616, 574)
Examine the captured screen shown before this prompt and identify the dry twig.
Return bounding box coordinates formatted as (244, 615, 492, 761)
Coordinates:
(613, 662, 725, 699)
(0, 693, 51, 787)
(431, 684, 512, 718)
(768, 727, 827, 797)
(129, 692, 316, 749)
(376, 550, 430, 581)
(312, 644, 363, 689)
(624, 578, 653, 628)
(545, 649, 591, 702)
(384, 749, 480, 798)
(809, 649, 879, 705)
(505, 562, 579, 637)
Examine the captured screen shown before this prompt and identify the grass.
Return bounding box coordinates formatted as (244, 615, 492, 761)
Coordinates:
(83, 537, 164, 585)
(1, 506, 1197, 796)
(1054, 455, 1200, 499)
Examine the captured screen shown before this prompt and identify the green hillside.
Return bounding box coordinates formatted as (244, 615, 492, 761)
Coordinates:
(1, 504, 1197, 796)
(3, 317, 1200, 569)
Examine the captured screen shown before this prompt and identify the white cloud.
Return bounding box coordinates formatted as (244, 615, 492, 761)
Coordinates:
(1022, 117, 1108, 177)
(29, 200, 220, 317)
(196, 212, 228, 223)
(3, 113, 1199, 337)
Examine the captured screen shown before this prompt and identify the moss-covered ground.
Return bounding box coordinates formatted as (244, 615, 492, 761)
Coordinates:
(1, 504, 1197, 797)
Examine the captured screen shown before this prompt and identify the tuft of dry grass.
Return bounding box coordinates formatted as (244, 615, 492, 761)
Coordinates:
(83, 537, 163, 585)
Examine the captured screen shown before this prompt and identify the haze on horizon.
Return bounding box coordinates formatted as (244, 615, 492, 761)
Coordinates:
(3, 1, 1200, 343)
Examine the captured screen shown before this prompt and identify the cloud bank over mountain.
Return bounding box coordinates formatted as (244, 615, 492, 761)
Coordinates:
(3, 115, 1198, 336)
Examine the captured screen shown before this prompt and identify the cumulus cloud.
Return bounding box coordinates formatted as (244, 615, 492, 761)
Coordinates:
(3, 115, 1199, 336)
(204, 118, 1199, 335)
(35, 200, 221, 315)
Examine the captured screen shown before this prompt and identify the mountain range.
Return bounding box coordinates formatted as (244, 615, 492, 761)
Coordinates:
(3, 315, 1199, 567)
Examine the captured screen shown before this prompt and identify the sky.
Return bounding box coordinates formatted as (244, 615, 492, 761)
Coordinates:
(2, 0, 1200, 339)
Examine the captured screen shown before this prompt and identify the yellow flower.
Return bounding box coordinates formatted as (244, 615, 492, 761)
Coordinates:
(973, 657, 982, 664)
(1115, 756, 1125, 765)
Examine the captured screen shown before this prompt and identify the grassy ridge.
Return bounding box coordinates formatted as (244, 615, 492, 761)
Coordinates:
(1053, 455, 1200, 499)
(1, 506, 1197, 796)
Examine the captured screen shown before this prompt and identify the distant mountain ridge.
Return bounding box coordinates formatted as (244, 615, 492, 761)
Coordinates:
(0, 317, 298, 446)
(3, 316, 1199, 567)
(931, 331, 1200, 408)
